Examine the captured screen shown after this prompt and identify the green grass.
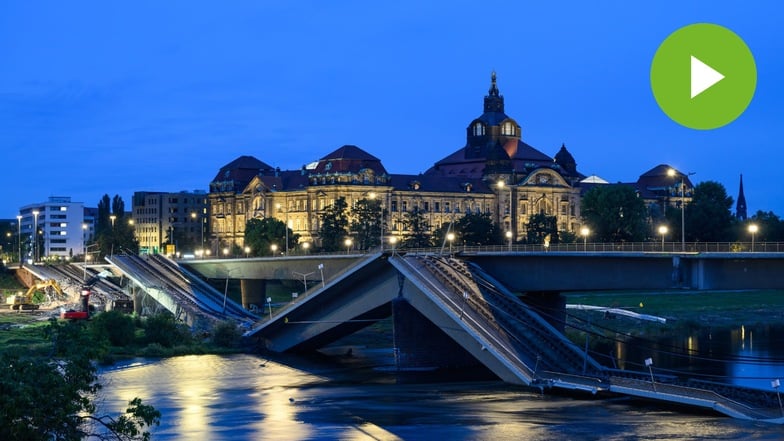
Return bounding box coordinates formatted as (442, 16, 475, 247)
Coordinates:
(564, 289, 784, 330)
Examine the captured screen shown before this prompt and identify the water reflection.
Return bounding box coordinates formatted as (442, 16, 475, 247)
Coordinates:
(605, 324, 784, 390)
(97, 353, 784, 440)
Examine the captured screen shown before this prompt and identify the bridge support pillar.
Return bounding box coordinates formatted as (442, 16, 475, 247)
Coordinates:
(240, 279, 266, 311)
(392, 298, 478, 370)
(521, 291, 566, 332)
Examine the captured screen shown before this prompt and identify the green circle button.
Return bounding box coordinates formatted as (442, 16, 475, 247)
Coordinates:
(650, 23, 757, 130)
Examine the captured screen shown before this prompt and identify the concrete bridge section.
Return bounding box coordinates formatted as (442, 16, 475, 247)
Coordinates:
(464, 251, 784, 291)
(244, 252, 784, 422)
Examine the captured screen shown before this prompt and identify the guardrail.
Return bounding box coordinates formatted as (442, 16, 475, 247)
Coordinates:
(397, 241, 784, 254)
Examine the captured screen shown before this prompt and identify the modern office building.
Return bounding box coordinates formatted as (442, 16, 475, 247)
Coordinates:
(131, 190, 209, 255)
(18, 196, 86, 261)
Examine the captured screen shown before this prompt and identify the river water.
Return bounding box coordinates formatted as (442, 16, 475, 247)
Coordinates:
(97, 346, 784, 440)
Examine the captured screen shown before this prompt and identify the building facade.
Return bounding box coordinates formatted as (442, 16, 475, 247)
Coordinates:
(208, 73, 590, 250)
(131, 191, 209, 255)
(18, 196, 86, 261)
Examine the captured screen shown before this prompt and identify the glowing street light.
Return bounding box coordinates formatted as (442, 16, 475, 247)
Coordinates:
(667, 168, 695, 252)
(344, 238, 353, 254)
(748, 223, 759, 252)
(244, 246, 251, 258)
(222, 247, 230, 258)
(302, 242, 310, 254)
(270, 244, 278, 256)
(580, 226, 590, 251)
(658, 225, 668, 252)
(446, 232, 455, 254)
(16, 215, 22, 264)
(505, 230, 512, 251)
(191, 211, 204, 252)
(32, 210, 39, 262)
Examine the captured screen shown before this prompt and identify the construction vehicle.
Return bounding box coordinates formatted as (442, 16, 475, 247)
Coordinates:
(3, 279, 65, 311)
(60, 287, 91, 320)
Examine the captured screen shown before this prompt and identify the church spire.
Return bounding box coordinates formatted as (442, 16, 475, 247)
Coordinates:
(488, 71, 499, 96)
(736, 174, 747, 220)
(483, 71, 505, 113)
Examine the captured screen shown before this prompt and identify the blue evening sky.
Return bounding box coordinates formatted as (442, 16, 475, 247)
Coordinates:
(1, 1, 781, 218)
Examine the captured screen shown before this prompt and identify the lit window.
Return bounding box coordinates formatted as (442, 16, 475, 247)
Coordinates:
(502, 121, 514, 136)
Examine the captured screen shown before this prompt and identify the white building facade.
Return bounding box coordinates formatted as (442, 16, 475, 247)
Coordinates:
(19, 196, 86, 261)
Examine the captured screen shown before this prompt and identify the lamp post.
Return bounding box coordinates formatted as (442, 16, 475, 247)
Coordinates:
(658, 225, 668, 252)
(222, 247, 230, 258)
(191, 211, 204, 254)
(748, 224, 759, 252)
(580, 226, 590, 251)
(16, 215, 22, 264)
(302, 242, 310, 254)
(344, 238, 353, 255)
(497, 180, 510, 232)
(109, 214, 117, 257)
(270, 244, 278, 257)
(83, 254, 91, 282)
(667, 168, 695, 252)
(505, 230, 512, 251)
(446, 232, 455, 255)
(32, 210, 39, 262)
(276, 203, 289, 256)
(244, 246, 251, 258)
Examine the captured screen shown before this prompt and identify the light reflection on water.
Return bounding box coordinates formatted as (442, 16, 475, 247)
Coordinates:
(97, 354, 784, 440)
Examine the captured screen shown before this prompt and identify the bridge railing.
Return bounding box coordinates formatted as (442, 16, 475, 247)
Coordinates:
(395, 241, 784, 255)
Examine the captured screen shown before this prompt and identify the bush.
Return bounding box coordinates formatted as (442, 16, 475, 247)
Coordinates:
(211, 320, 242, 348)
(143, 313, 191, 348)
(90, 310, 136, 347)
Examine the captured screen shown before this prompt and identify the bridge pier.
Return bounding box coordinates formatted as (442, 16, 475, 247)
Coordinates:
(240, 279, 266, 310)
(392, 297, 479, 370)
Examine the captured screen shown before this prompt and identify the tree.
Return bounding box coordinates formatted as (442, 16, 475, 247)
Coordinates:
(0, 319, 160, 440)
(581, 185, 648, 242)
(95, 194, 138, 257)
(455, 212, 500, 245)
(319, 197, 350, 252)
(350, 198, 384, 250)
(402, 207, 432, 248)
(244, 217, 298, 256)
(739, 210, 784, 243)
(526, 213, 559, 244)
(684, 181, 734, 242)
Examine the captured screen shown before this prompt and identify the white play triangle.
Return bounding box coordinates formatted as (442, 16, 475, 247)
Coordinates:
(690, 55, 725, 99)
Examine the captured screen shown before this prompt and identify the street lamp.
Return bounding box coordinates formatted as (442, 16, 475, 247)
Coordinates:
(667, 168, 695, 252)
(446, 232, 455, 254)
(270, 244, 278, 256)
(580, 226, 590, 251)
(344, 238, 353, 254)
(658, 225, 668, 252)
(302, 242, 310, 254)
(109, 214, 117, 257)
(505, 230, 512, 251)
(191, 211, 204, 253)
(83, 253, 92, 282)
(16, 215, 22, 264)
(748, 224, 759, 252)
(222, 247, 230, 258)
(244, 246, 251, 258)
(276, 203, 289, 256)
(32, 210, 39, 262)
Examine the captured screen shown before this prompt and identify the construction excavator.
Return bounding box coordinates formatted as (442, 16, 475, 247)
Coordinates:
(3, 279, 66, 311)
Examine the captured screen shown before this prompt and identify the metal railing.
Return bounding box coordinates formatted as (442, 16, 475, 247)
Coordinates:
(398, 241, 784, 255)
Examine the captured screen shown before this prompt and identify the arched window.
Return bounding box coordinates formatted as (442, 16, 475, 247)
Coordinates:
(473, 122, 484, 136)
